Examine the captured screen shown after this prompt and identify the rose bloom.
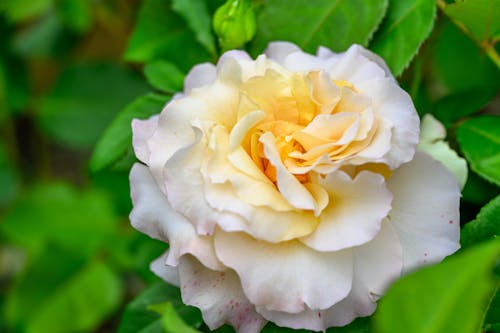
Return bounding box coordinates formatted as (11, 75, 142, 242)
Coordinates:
(130, 42, 460, 332)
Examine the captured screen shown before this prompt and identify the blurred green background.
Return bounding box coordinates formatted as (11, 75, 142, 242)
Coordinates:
(0, 0, 499, 332)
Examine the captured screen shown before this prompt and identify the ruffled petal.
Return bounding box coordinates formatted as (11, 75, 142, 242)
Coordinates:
(129, 163, 222, 270)
(356, 78, 420, 169)
(178, 256, 266, 333)
(301, 171, 392, 251)
(328, 45, 390, 84)
(132, 115, 158, 164)
(260, 132, 317, 211)
(265, 41, 302, 65)
(150, 251, 180, 287)
(387, 151, 461, 273)
(184, 63, 217, 93)
(214, 230, 353, 313)
(257, 221, 402, 330)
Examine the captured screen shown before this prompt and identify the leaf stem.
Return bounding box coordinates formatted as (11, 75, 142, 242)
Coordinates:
(436, 0, 500, 71)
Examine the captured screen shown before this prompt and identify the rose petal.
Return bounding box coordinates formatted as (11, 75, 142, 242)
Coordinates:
(257, 221, 402, 330)
(328, 45, 390, 83)
(150, 251, 180, 287)
(356, 77, 420, 169)
(265, 41, 302, 64)
(260, 132, 317, 211)
(184, 63, 217, 93)
(214, 230, 353, 313)
(129, 163, 222, 270)
(300, 171, 392, 251)
(387, 151, 461, 273)
(178, 255, 266, 333)
(132, 115, 158, 164)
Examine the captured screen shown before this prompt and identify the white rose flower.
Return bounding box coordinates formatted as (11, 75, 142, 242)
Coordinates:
(130, 42, 460, 332)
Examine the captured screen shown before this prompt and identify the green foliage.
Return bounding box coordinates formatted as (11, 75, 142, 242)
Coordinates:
(117, 282, 202, 333)
(462, 195, 500, 248)
(213, 0, 256, 51)
(0, 183, 118, 256)
(90, 93, 170, 172)
(0, 143, 19, 207)
(434, 21, 500, 95)
(444, 0, 500, 43)
(56, 0, 93, 33)
(144, 61, 185, 93)
(149, 302, 201, 333)
(0, 0, 52, 22)
(172, 0, 217, 57)
(5, 248, 122, 333)
(37, 63, 149, 149)
(252, 0, 388, 53)
(124, 0, 211, 71)
(432, 89, 493, 128)
(370, 0, 436, 76)
(374, 240, 500, 333)
(457, 116, 500, 186)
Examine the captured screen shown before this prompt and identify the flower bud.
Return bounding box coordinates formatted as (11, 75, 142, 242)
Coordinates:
(213, 0, 256, 51)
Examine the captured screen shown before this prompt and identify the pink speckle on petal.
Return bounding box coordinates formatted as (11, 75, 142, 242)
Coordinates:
(317, 312, 321, 318)
(449, 220, 454, 224)
(424, 252, 428, 256)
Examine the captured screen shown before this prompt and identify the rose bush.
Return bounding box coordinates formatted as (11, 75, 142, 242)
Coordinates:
(129, 42, 460, 332)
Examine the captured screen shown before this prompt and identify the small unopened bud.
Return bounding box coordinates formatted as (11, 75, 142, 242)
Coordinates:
(213, 0, 256, 51)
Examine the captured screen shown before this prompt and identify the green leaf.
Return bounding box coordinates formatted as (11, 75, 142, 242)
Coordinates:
(149, 302, 200, 333)
(444, 0, 500, 43)
(462, 171, 500, 206)
(484, 288, 500, 332)
(433, 88, 494, 127)
(144, 61, 185, 93)
(435, 21, 500, 94)
(5, 248, 122, 333)
(461, 195, 500, 248)
(374, 240, 500, 333)
(27, 261, 122, 333)
(124, 0, 211, 71)
(37, 62, 149, 149)
(252, 0, 388, 54)
(117, 282, 202, 333)
(0, 183, 118, 257)
(370, 0, 436, 76)
(172, 0, 217, 57)
(457, 116, 500, 186)
(90, 93, 169, 172)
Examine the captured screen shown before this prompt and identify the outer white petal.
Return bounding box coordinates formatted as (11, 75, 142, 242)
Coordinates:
(178, 256, 266, 333)
(283, 51, 339, 72)
(265, 41, 302, 64)
(214, 231, 353, 313)
(257, 221, 402, 331)
(132, 115, 158, 164)
(163, 128, 229, 236)
(387, 151, 461, 273)
(184, 63, 217, 93)
(150, 251, 180, 287)
(129, 163, 222, 270)
(356, 78, 420, 169)
(300, 171, 392, 251)
(327, 45, 389, 84)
